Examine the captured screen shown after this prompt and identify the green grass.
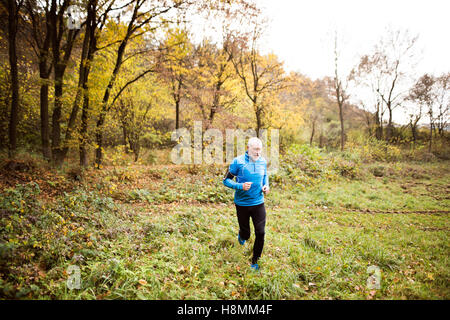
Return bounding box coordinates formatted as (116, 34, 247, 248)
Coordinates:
(0, 158, 449, 300)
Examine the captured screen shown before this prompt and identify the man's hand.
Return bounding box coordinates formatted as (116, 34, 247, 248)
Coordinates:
(242, 182, 252, 191)
(262, 185, 270, 194)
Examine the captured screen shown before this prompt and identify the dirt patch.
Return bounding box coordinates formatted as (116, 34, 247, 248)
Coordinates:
(0, 159, 75, 198)
(342, 208, 450, 215)
(370, 165, 395, 177)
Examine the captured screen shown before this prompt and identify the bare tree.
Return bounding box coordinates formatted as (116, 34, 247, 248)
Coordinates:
(434, 73, 449, 137)
(332, 31, 349, 151)
(374, 30, 418, 142)
(352, 29, 418, 143)
(2, 0, 24, 158)
(356, 99, 377, 137)
(409, 74, 436, 152)
(306, 86, 326, 146)
(227, 23, 286, 136)
(406, 82, 425, 149)
(351, 54, 386, 140)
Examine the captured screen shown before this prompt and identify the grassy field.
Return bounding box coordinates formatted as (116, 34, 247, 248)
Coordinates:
(0, 149, 449, 300)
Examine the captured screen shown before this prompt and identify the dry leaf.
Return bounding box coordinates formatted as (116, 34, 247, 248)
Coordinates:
(138, 279, 147, 285)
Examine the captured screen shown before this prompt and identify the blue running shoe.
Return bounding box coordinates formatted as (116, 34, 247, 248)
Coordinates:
(238, 234, 246, 245)
(250, 263, 259, 271)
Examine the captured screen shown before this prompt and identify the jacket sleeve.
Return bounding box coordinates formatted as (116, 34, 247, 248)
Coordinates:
(263, 160, 269, 187)
(223, 158, 243, 190)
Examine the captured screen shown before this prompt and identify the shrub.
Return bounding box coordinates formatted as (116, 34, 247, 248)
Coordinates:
(344, 136, 402, 163)
(278, 144, 342, 186)
(103, 145, 131, 166)
(331, 159, 360, 179)
(0, 184, 126, 298)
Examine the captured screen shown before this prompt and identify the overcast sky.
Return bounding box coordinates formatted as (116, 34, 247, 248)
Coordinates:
(190, 0, 449, 125)
(253, 0, 450, 125)
(258, 0, 450, 80)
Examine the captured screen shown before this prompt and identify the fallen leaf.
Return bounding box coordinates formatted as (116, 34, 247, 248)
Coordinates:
(138, 279, 147, 285)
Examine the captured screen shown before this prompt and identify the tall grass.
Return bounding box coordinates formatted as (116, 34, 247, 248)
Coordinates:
(0, 145, 448, 299)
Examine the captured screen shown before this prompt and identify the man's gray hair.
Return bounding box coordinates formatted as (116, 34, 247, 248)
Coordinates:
(248, 137, 262, 148)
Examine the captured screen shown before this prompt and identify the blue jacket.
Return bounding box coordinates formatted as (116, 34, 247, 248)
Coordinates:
(223, 150, 269, 206)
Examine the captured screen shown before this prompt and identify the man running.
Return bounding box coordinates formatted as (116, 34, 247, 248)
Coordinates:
(223, 137, 270, 271)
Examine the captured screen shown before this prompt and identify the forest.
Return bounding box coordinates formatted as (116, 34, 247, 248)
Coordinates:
(0, 0, 448, 300)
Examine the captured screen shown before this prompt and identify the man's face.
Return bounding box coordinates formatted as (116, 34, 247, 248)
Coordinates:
(248, 143, 262, 161)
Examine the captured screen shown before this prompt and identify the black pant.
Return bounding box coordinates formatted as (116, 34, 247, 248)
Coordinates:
(235, 203, 266, 264)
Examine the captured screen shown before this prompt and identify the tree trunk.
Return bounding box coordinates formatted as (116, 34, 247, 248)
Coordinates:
(122, 123, 129, 154)
(208, 78, 223, 130)
(7, 0, 19, 158)
(56, 0, 97, 165)
(338, 102, 345, 151)
(379, 118, 384, 141)
(78, 10, 97, 167)
(34, 2, 54, 161)
(39, 61, 52, 160)
(256, 113, 262, 138)
(310, 119, 316, 145)
(51, 67, 64, 165)
(428, 122, 433, 153)
(132, 135, 140, 162)
(410, 122, 417, 150)
(49, 0, 62, 165)
(436, 117, 443, 137)
(365, 114, 372, 137)
(319, 130, 324, 148)
(175, 97, 180, 130)
(79, 93, 89, 167)
(375, 110, 382, 140)
(386, 106, 393, 143)
(95, 113, 106, 168)
(50, 9, 77, 166)
(95, 37, 130, 168)
(254, 99, 262, 138)
(174, 76, 183, 130)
